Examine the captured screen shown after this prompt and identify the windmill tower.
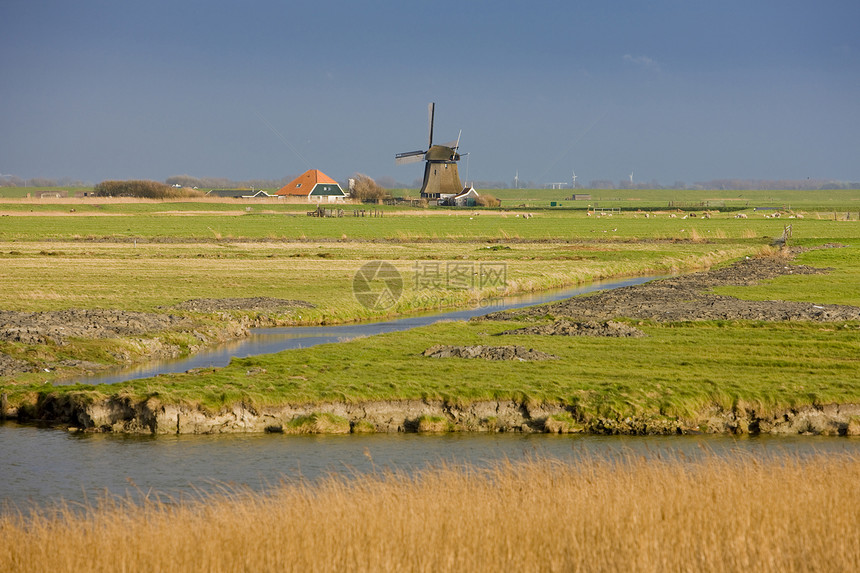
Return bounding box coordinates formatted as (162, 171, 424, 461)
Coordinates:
(395, 103, 463, 199)
(572, 169, 577, 188)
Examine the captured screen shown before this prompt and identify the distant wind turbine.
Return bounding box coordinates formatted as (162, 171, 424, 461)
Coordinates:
(629, 170, 634, 184)
(514, 170, 519, 189)
(572, 169, 577, 188)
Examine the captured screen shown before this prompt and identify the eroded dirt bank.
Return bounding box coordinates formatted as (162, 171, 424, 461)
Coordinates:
(8, 395, 860, 436)
(480, 247, 860, 323)
(0, 298, 315, 377)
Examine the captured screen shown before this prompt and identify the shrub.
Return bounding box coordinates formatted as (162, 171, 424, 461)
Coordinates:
(93, 180, 203, 199)
(349, 174, 391, 203)
(476, 193, 500, 207)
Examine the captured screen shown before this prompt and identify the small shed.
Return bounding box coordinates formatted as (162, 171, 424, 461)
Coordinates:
(276, 170, 347, 202)
(453, 187, 479, 207)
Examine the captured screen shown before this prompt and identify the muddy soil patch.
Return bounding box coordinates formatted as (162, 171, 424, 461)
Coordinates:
(480, 251, 860, 323)
(423, 345, 557, 361)
(498, 320, 645, 338)
(0, 353, 32, 375)
(173, 297, 315, 312)
(0, 309, 192, 344)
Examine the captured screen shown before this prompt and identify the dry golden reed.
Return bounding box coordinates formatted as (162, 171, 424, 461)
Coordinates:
(2, 453, 858, 572)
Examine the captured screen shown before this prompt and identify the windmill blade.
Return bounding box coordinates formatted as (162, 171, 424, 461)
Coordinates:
(442, 130, 461, 150)
(395, 150, 426, 165)
(428, 102, 435, 148)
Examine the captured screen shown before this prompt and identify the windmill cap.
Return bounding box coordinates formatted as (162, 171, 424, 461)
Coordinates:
(425, 145, 460, 162)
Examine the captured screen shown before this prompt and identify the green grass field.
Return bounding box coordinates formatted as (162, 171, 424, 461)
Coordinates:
(69, 317, 855, 421)
(1, 192, 858, 427)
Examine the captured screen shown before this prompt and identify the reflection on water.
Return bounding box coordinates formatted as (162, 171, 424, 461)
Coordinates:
(2, 420, 858, 511)
(66, 276, 658, 386)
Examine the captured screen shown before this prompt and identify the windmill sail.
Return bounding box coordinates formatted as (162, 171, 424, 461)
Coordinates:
(395, 151, 426, 165)
(428, 102, 435, 148)
(442, 130, 461, 150)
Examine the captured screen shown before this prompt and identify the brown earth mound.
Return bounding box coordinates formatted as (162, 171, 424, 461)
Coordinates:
(174, 297, 315, 312)
(0, 310, 192, 344)
(481, 250, 860, 323)
(499, 320, 645, 338)
(423, 345, 558, 361)
(0, 353, 32, 375)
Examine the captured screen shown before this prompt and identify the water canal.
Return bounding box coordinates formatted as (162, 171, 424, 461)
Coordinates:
(3, 422, 859, 511)
(63, 275, 659, 386)
(4, 274, 859, 510)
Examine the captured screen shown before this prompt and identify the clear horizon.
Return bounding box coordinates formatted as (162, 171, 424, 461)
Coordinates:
(2, 1, 858, 187)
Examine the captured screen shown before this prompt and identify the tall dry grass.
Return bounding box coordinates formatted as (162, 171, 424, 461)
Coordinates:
(2, 453, 858, 572)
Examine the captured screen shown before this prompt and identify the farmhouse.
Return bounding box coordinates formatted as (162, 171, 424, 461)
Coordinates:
(276, 170, 347, 202)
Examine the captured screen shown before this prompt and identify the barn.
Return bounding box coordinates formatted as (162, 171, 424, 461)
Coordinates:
(276, 170, 347, 202)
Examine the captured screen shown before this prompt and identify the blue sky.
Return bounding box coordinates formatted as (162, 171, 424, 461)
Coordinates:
(1, 0, 858, 186)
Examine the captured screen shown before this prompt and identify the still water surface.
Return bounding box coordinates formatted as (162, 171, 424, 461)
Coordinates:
(3, 422, 858, 511)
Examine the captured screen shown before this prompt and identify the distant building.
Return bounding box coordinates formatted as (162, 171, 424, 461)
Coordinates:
(453, 187, 479, 207)
(439, 186, 480, 207)
(276, 170, 346, 202)
(205, 189, 271, 199)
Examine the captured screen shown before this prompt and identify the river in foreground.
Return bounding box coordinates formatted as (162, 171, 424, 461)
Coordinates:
(2, 421, 859, 512)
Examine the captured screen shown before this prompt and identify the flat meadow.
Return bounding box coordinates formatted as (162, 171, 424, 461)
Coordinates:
(1, 191, 858, 409)
(2, 189, 860, 571)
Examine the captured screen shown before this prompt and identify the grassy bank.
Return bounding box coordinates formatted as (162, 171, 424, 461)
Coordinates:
(11, 315, 855, 426)
(1, 196, 858, 425)
(2, 454, 858, 572)
(4, 246, 859, 425)
(0, 236, 762, 385)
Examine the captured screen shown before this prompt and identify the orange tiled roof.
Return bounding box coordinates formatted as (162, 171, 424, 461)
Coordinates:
(276, 169, 339, 196)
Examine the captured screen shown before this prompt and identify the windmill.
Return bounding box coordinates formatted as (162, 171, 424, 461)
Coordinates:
(395, 103, 463, 199)
(572, 169, 577, 188)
